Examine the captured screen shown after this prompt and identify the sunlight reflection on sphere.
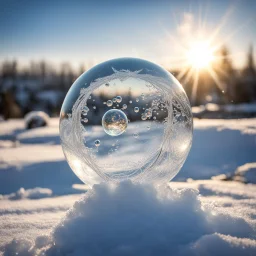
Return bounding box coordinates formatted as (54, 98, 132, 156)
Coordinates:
(59, 58, 193, 187)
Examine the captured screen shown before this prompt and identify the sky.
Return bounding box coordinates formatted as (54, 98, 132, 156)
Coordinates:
(0, 0, 256, 70)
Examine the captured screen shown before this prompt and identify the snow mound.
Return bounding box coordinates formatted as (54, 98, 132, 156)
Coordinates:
(24, 111, 49, 130)
(212, 163, 256, 184)
(3, 181, 256, 256)
(183, 233, 256, 256)
(1, 187, 52, 200)
(234, 163, 256, 184)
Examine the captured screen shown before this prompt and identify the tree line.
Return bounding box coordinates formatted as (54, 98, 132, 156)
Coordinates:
(0, 45, 255, 119)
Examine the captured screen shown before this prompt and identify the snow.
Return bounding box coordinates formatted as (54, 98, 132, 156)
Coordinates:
(185, 233, 256, 256)
(0, 118, 255, 188)
(0, 118, 255, 255)
(1, 181, 256, 255)
(233, 163, 256, 184)
(1, 187, 52, 200)
(176, 118, 256, 181)
(211, 163, 256, 184)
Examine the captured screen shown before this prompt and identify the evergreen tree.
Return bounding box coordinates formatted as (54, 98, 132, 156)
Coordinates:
(217, 46, 235, 103)
(242, 44, 256, 101)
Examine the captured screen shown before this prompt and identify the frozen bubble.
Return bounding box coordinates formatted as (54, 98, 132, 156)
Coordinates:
(59, 57, 193, 187)
(107, 100, 113, 107)
(83, 106, 89, 113)
(116, 96, 122, 103)
(134, 107, 139, 113)
(113, 97, 117, 103)
(93, 106, 96, 109)
(102, 109, 128, 136)
(82, 118, 88, 123)
(141, 114, 147, 121)
(94, 140, 100, 147)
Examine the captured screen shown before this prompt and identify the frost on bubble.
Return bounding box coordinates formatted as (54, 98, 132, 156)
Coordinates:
(59, 59, 193, 186)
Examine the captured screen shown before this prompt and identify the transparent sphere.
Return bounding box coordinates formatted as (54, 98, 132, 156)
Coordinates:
(102, 109, 128, 136)
(60, 58, 193, 187)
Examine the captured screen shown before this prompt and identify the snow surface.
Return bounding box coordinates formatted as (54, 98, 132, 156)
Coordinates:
(1, 181, 256, 255)
(0, 118, 255, 255)
(1, 187, 52, 200)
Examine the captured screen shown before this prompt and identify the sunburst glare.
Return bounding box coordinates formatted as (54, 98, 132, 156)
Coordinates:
(186, 41, 214, 69)
(161, 4, 252, 105)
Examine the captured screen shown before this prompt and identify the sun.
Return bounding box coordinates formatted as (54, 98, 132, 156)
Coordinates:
(186, 41, 214, 69)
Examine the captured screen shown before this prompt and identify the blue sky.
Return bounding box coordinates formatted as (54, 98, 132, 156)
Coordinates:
(0, 0, 255, 69)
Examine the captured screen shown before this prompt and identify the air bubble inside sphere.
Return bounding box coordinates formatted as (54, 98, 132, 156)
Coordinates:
(60, 58, 193, 187)
(102, 109, 128, 136)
